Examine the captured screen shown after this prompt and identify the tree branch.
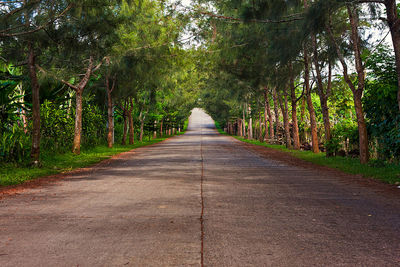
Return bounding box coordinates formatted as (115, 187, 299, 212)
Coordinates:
(0, 3, 73, 37)
(198, 11, 303, 24)
(36, 65, 79, 91)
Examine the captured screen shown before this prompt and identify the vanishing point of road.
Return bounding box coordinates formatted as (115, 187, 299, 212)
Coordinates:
(1, 108, 399, 266)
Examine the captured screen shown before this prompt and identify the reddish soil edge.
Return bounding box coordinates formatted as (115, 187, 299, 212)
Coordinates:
(0, 137, 178, 199)
(229, 136, 400, 198)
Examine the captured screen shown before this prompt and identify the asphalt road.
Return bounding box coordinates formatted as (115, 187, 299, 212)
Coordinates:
(0, 108, 399, 266)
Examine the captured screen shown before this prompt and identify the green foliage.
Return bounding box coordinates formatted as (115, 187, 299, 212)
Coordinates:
(364, 45, 400, 162)
(182, 119, 189, 132)
(40, 97, 106, 153)
(0, 124, 31, 162)
(81, 100, 106, 148)
(40, 100, 74, 153)
(0, 64, 30, 162)
(331, 118, 358, 148)
(325, 137, 341, 155)
(0, 64, 25, 135)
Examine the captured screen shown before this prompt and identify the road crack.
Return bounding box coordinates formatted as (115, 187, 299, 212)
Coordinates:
(200, 127, 205, 267)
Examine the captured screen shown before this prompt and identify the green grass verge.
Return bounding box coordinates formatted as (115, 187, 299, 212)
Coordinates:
(214, 121, 227, 135)
(0, 136, 174, 187)
(215, 122, 400, 184)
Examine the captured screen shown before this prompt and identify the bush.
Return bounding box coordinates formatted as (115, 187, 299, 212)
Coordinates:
(0, 124, 30, 162)
(41, 97, 107, 154)
(325, 137, 341, 156)
(81, 101, 106, 148)
(331, 119, 359, 153)
(364, 45, 400, 162)
(41, 100, 74, 154)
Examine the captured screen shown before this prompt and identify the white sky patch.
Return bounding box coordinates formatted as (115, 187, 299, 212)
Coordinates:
(171, 0, 205, 48)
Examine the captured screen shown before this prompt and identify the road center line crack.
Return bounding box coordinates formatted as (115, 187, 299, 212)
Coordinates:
(200, 125, 205, 267)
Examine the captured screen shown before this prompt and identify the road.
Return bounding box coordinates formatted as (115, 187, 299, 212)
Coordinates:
(0, 108, 399, 266)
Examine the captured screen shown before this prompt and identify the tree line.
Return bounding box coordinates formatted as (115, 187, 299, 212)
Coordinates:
(1, 0, 196, 165)
(197, 0, 400, 164)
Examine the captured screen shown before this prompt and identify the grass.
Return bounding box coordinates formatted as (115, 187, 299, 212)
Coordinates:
(214, 121, 226, 135)
(215, 123, 400, 184)
(0, 136, 175, 187)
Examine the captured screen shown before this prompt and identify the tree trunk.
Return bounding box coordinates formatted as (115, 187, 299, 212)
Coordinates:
(353, 90, 369, 163)
(128, 112, 134, 145)
(347, 5, 369, 163)
(107, 98, 113, 148)
(385, 0, 400, 112)
(290, 98, 300, 150)
(272, 88, 280, 132)
(248, 106, 253, 139)
(70, 57, 94, 155)
(122, 109, 127, 145)
(266, 91, 274, 140)
(72, 90, 83, 155)
(242, 108, 246, 138)
(327, 7, 369, 163)
(263, 87, 271, 141)
(140, 119, 144, 142)
(128, 98, 134, 145)
(263, 102, 269, 141)
(289, 64, 300, 150)
(258, 113, 263, 141)
(303, 0, 319, 153)
(312, 33, 332, 155)
(18, 84, 28, 133)
(304, 49, 320, 153)
(277, 88, 291, 148)
(28, 43, 41, 164)
(160, 120, 163, 137)
(106, 75, 115, 148)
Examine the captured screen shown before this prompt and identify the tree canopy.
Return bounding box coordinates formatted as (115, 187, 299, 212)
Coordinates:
(1, 0, 399, 166)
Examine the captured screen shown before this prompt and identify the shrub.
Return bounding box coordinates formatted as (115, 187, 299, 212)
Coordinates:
(364, 45, 400, 162)
(41, 100, 74, 154)
(81, 101, 107, 147)
(0, 124, 30, 162)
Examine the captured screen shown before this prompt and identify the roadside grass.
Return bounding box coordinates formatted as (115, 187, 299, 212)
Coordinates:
(214, 122, 227, 135)
(215, 123, 400, 184)
(0, 136, 176, 187)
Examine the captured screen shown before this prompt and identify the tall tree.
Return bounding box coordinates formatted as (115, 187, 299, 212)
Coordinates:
(303, 0, 320, 153)
(326, 4, 370, 163)
(1, 1, 73, 164)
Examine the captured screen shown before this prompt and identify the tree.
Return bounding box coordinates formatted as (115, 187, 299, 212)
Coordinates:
(325, 4, 370, 163)
(105, 71, 117, 148)
(1, 0, 73, 164)
(37, 0, 122, 154)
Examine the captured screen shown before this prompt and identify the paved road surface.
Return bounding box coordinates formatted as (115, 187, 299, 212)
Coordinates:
(1, 108, 399, 266)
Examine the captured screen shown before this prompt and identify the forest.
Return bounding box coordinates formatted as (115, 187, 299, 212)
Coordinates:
(1, 0, 400, 179)
(1, 0, 197, 171)
(197, 0, 400, 166)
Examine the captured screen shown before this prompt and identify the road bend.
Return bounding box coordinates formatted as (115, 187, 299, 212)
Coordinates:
(0, 108, 399, 266)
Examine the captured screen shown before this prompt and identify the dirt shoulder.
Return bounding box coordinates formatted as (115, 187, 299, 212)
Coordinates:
(0, 137, 175, 199)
